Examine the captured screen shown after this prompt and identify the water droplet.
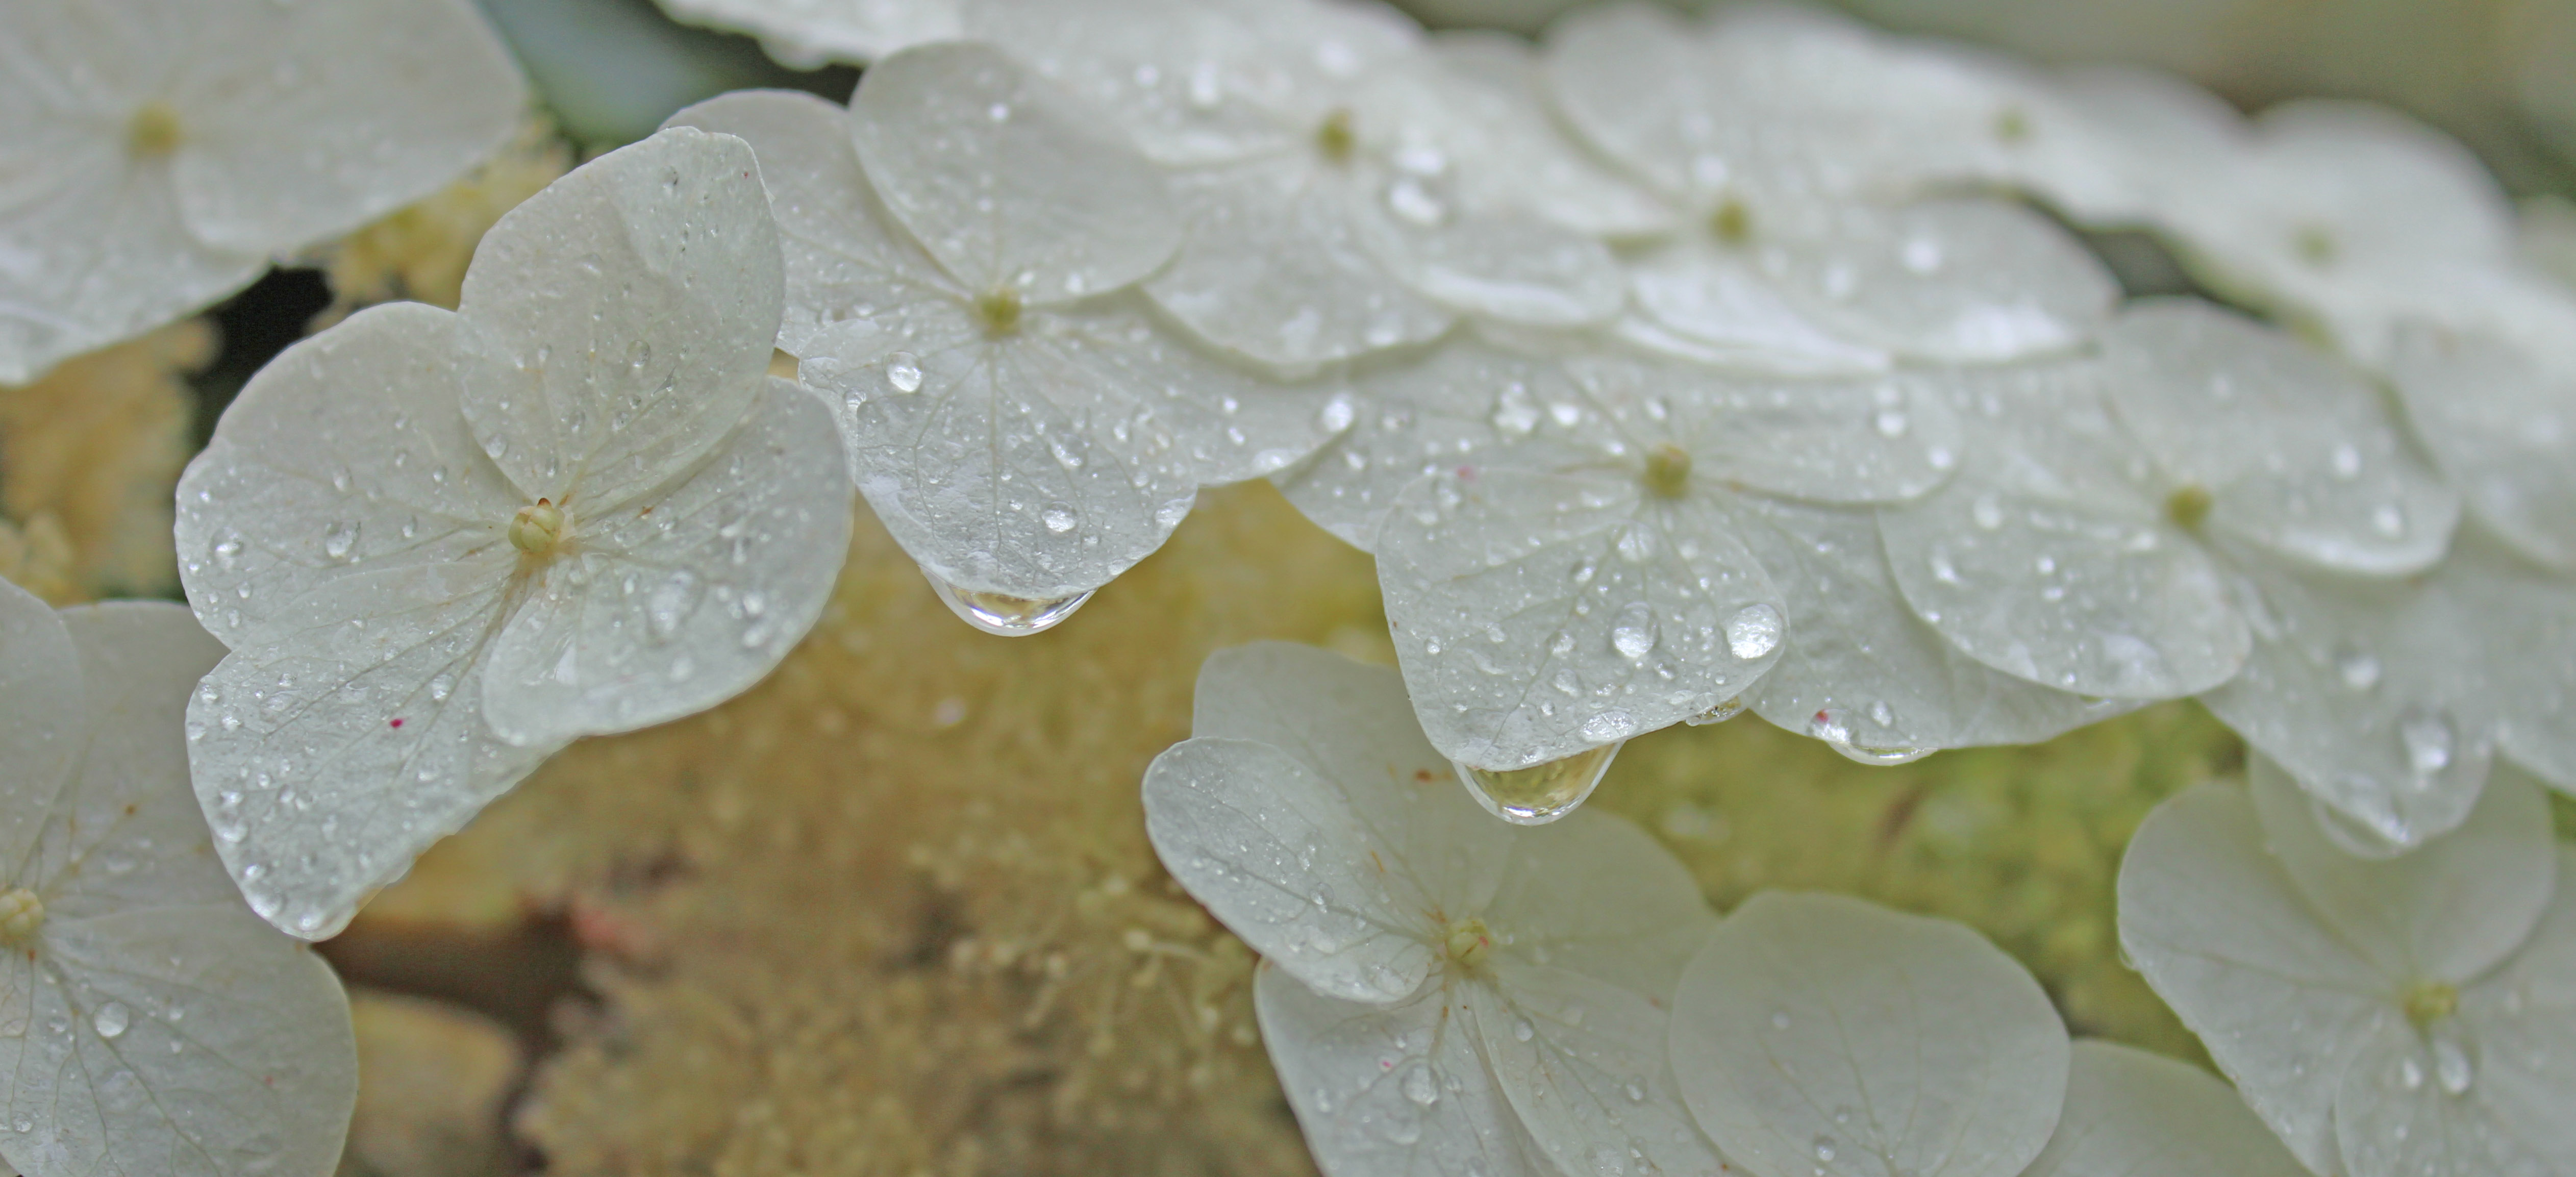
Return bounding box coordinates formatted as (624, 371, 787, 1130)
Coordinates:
(1807, 709, 1852, 745)
(884, 352, 924, 393)
(1399, 1063, 1440, 1106)
(1971, 493, 2005, 530)
(93, 1003, 129, 1039)
(2432, 1038, 2472, 1094)
(1724, 603, 1783, 660)
(1385, 176, 1448, 227)
(1610, 603, 1657, 660)
(1318, 394, 1357, 434)
(1491, 385, 1541, 436)
(2397, 707, 2454, 775)
(926, 570, 1094, 637)
(1813, 1136, 1837, 1162)
(2334, 643, 2382, 691)
(321, 521, 358, 561)
(1042, 502, 1079, 534)
(2331, 442, 2362, 480)
(2371, 503, 2406, 538)
(1685, 697, 1744, 725)
(1873, 408, 1908, 438)
(1512, 1016, 1536, 1042)
(2398, 1056, 2424, 1091)
(645, 571, 703, 641)
(1454, 743, 1623, 825)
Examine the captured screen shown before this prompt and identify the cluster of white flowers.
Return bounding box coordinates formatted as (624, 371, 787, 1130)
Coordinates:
(5, 0, 2574, 1171)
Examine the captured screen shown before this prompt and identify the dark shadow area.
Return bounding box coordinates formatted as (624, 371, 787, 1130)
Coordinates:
(189, 267, 332, 448)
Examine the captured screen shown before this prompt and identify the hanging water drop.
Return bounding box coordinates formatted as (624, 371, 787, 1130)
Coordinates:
(1454, 743, 1623, 825)
(924, 570, 1095, 637)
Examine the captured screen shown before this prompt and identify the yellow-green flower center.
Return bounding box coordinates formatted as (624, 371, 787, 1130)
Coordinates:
(1316, 108, 1356, 163)
(509, 499, 567, 556)
(0, 888, 44, 946)
(1709, 198, 1753, 245)
(1644, 444, 1693, 499)
(2165, 484, 2213, 530)
(976, 288, 1023, 336)
(1444, 917, 1493, 970)
(127, 101, 184, 157)
(2403, 981, 2458, 1027)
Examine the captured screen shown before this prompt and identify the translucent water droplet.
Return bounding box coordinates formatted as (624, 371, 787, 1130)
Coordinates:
(322, 521, 358, 561)
(92, 1002, 129, 1039)
(2331, 442, 2362, 480)
(1490, 385, 1541, 437)
(645, 571, 703, 641)
(926, 571, 1094, 637)
(1318, 394, 1357, 434)
(1813, 1136, 1837, 1162)
(1610, 603, 1657, 661)
(2432, 1038, 2472, 1094)
(2371, 503, 2406, 538)
(1724, 604, 1783, 660)
(1454, 743, 1623, 825)
(1042, 502, 1079, 534)
(1685, 697, 1744, 725)
(1385, 176, 1448, 227)
(1512, 1016, 1536, 1042)
(2397, 707, 2454, 775)
(2398, 1056, 2424, 1091)
(1971, 493, 2005, 530)
(1807, 709, 1852, 745)
(1833, 741, 1934, 766)
(1873, 408, 1908, 438)
(2334, 643, 2382, 691)
(884, 352, 924, 394)
(1399, 1063, 1440, 1106)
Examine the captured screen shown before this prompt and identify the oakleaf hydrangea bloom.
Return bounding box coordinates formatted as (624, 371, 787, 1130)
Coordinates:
(173, 128, 852, 939)
(1142, 643, 1727, 1177)
(1279, 335, 1967, 806)
(2021, 1041, 2308, 1177)
(2119, 761, 2576, 1177)
(973, 0, 1630, 369)
(1540, 5, 2123, 374)
(0, 579, 356, 1177)
(672, 44, 1343, 634)
(0, 0, 527, 383)
(1669, 891, 2071, 1177)
(649, 0, 957, 67)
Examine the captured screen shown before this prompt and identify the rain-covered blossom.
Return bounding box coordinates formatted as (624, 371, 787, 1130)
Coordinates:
(672, 44, 1344, 634)
(0, 0, 527, 383)
(2119, 760, 2576, 1177)
(0, 578, 356, 1177)
(172, 127, 852, 939)
(1669, 891, 2071, 1177)
(971, 0, 1630, 370)
(1276, 334, 1968, 798)
(1142, 642, 1726, 1177)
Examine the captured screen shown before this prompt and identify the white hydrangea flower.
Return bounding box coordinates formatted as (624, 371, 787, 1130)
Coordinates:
(0, 0, 527, 384)
(648, 0, 957, 67)
(0, 579, 356, 1177)
(2118, 762, 2576, 1177)
(1539, 4, 2124, 374)
(2382, 323, 2576, 574)
(2055, 75, 2538, 360)
(969, 0, 1632, 369)
(672, 46, 1345, 633)
(2442, 535, 2576, 795)
(1142, 643, 1726, 1177)
(1277, 335, 1966, 799)
(172, 128, 852, 939)
(1668, 891, 2071, 1177)
(1881, 299, 2460, 706)
(2020, 1041, 2309, 1177)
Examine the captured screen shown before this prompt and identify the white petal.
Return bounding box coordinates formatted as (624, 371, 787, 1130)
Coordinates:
(1379, 469, 1784, 769)
(1622, 241, 1894, 377)
(1147, 160, 1454, 371)
(965, 0, 1419, 167)
(849, 43, 1180, 301)
(1481, 807, 1712, 988)
(1670, 891, 2070, 1177)
(1352, 34, 1673, 239)
(186, 564, 555, 940)
(1738, 498, 2127, 753)
(456, 127, 784, 507)
(174, 302, 523, 652)
(1879, 363, 2248, 698)
(652, 0, 959, 65)
(2021, 1040, 2310, 1177)
(1539, 3, 1732, 206)
(2383, 324, 2576, 572)
(1145, 643, 1511, 1002)
(6, 906, 355, 1177)
(1581, 361, 1963, 505)
(1367, 206, 1623, 328)
(1756, 200, 2118, 365)
(2098, 302, 2460, 575)
(0, 578, 84, 875)
(2250, 754, 2555, 986)
(1472, 970, 1722, 1177)
(2444, 536, 2576, 792)
(662, 88, 960, 358)
(2116, 783, 2398, 1173)
(1145, 738, 1445, 1005)
(1256, 966, 1545, 1177)
(479, 381, 851, 745)
(800, 296, 1337, 600)
(169, 0, 526, 255)
(2200, 542, 2496, 851)
(35, 605, 235, 917)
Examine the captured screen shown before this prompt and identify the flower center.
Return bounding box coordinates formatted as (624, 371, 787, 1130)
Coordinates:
(1315, 108, 1356, 164)
(2165, 483, 2213, 530)
(1443, 917, 1493, 970)
(0, 888, 45, 946)
(2292, 224, 2338, 268)
(1709, 198, 1753, 245)
(1992, 104, 2032, 143)
(127, 101, 184, 158)
(2403, 981, 2458, 1027)
(1643, 443, 1692, 499)
(508, 499, 567, 557)
(976, 288, 1023, 336)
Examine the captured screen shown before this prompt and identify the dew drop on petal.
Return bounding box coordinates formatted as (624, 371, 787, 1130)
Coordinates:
(1042, 502, 1079, 534)
(1610, 603, 1658, 661)
(926, 570, 1094, 637)
(1512, 1016, 1536, 1042)
(884, 352, 924, 394)
(322, 521, 359, 561)
(92, 1003, 129, 1039)
(2432, 1038, 2473, 1094)
(2397, 707, 2454, 775)
(1724, 604, 1784, 660)
(2333, 643, 2382, 691)
(1813, 1136, 1837, 1162)
(1454, 742, 1623, 825)
(1399, 1063, 1440, 1106)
